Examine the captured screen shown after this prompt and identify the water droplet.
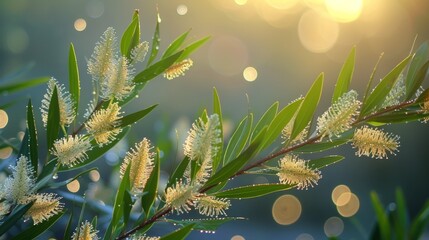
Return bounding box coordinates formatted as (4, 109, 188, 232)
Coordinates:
(52, 174, 58, 179)
(23, 217, 30, 222)
(92, 91, 96, 95)
(155, 46, 159, 50)
(135, 94, 139, 98)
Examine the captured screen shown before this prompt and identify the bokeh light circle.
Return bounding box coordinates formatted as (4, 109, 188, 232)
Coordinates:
(243, 66, 258, 82)
(266, 0, 300, 10)
(325, 0, 363, 23)
(177, 5, 188, 15)
(67, 179, 81, 193)
(331, 184, 351, 206)
(324, 216, 344, 237)
(6, 28, 29, 54)
(208, 36, 249, 76)
(0, 110, 9, 129)
(74, 18, 87, 31)
(337, 193, 360, 217)
(298, 10, 339, 53)
(272, 194, 302, 225)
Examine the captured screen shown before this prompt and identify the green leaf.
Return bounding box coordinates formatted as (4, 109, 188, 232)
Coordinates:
(393, 188, 408, 239)
(361, 55, 411, 116)
(176, 37, 210, 62)
(117, 104, 158, 128)
(291, 73, 324, 140)
(166, 156, 190, 190)
(332, 47, 355, 103)
(121, 11, 140, 58)
(368, 110, 429, 124)
(0, 77, 49, 94)
(308, 155, 344, 169)
(223, 113, 253, 165)
(59, 127, 130, 172)
(68, 43, 80, 115)
(26, 99, 38, 176)
(141, 149, 160, 216)
(18, 129, 30, 160)
(410, 200, 429, 239)
(251, 102, 278, 142)
(13, 211, 64, 240)
(0, 202, 34, 236)
(123, 190, 133, 228)
(406, 60, 429, 101)
(134, 51, 183, 83)
(165, 217, 244, 231)
(215, 183, 295, 199)
(212, 88, 224, 171)
(203, 128, 266, 189)
(147, 14, 160, 66)
(46, 168, 96, 189)
(162, 30, 190, 59)
(63, 211, 74, 240)
(370, 191, 391, 240)
(46, 87, 60, 149)
(405, 42, 428, 99)
(295, 132, 352, 153)
(0, 62, 34, 82)
(160, 224, 195, 240)
(260, 99, 303, 150)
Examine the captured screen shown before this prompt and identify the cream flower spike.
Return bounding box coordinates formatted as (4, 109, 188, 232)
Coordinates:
(352, 126, 400, 159)
(317, 90, 361, 139)
(23, 193, 63, 225)
(131, 41, 149, 63)
(183, 114, 221, 161)
(195, 195, 230, 217)
(120, 138, 155, 194)
(3, 156, 35, 203)
(51, 135, 92, 167)
(130, 235, 160, 240)
(277, 155, 321, 190)
(164, 58, 193, 80)
(101, 56, 135, 101)
(71, 220, 100, 240)
(85, 102, 122, 146)
(87, 27, 117, 84)
(165, 180, 197, 214)
(41, 78, 75, 127)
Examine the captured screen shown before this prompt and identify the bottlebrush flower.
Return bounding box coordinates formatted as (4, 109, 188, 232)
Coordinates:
(23, 193, 63, 225)
(0, 202, 11, 220)
(164, 59, 193, 80)
(85, 102, 122, 146)
(381, 74, 405, 108)
(120, 138, 155, 194)
(195, 195, 230, 217)
(71, 221, 99, 240)
(165, 180, 196, 214)
(277, 155, 321, 190)
(130, 235, 160, 240)
(51, 135, 92, 167)
(41, 78, 75, 127)
(317, 90, 361, 139)
(87, 27, 117, 83)
(184, 114, 221, 161)
(101, 56, 135, 101)
(131, 41, 149, 63)
(3, 156, 35, 203)
(352, 126, 400, 159)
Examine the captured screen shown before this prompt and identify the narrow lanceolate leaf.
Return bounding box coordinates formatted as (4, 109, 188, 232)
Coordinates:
(405, 60, 429, 101)
(162, 30, 190, 59)
(212, 88, 223, 171)
(251, 102, 278, 142)
(308, 155, 344, 169)
(369, 111, 429, 124)
(0, 202, 34, 236)
(68, 43, 80, 115)
(261, 99, 303, 150)
(166, 156, 190, 190)
(141, 149, 160, 216)
(147, 14, 161, 66)
(117, 104, 158, 128)
(223, 113, 253, 165)
(361, 55, 411, 116)
(393, 188, 408, 240)
(27, 99, 38, 176)
(13, 211, 64, 240)
(160, 224, 195, 240)
(215, 184, 295, 199)
(47, 87, 60, 149)
(370, 191, 391, 240)
(18, 130, 30, 160)
(203, 128, 266, 188)
(122, 190, 133, 229)
(332, 47, 356, 103)
(134, 51, 183, 83)
(405, 42, 428, 99)
(294, 132, 352, 153)
(291, 73, 324, 140)
(177, 36, 210, 62)
(0, 77, 49, 94)
(410, 200, 429, 239)
(121, 11, 140, 58)
(63, 210, 74, 240)
(46, 168, 96, 189)
(59, 127, 130, 172)
(166, 218, 244, 232)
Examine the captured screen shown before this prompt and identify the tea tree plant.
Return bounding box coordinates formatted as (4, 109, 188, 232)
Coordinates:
(1, 9, 429, 240)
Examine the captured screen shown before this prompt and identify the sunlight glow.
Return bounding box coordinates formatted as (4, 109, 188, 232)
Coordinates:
(325, 0, 363, 22)
(234, 0, 248, 6)
(265, 0, 300, 10)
